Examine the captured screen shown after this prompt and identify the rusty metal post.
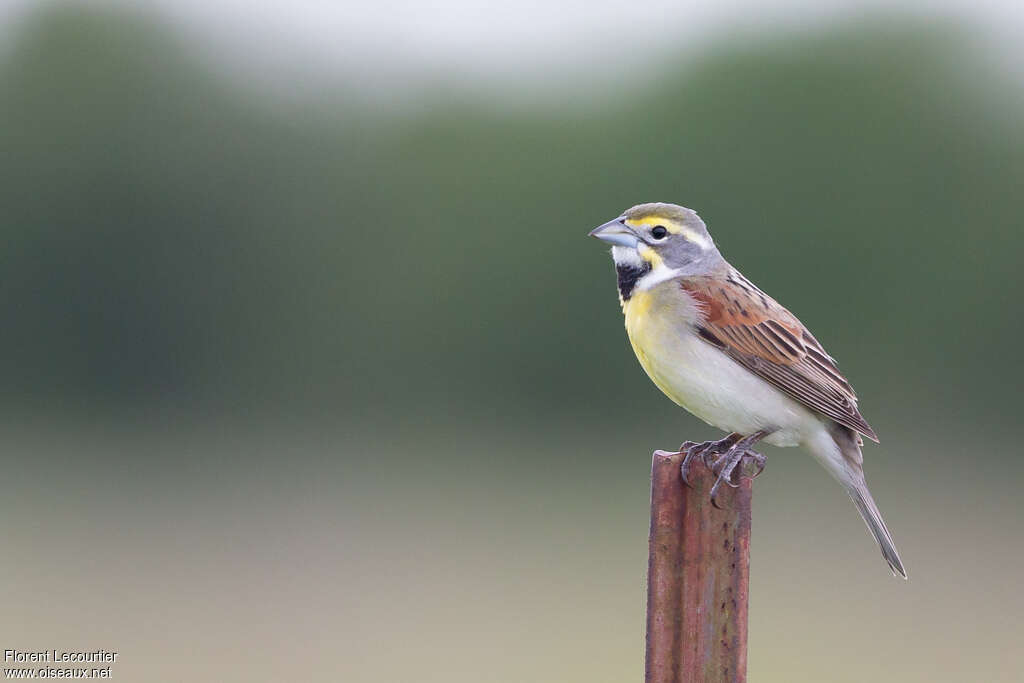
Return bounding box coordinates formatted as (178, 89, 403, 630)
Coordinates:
(645, 449, 752, 683)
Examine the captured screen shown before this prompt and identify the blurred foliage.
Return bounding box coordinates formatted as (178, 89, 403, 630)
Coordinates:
(1, 5, 1021, 430)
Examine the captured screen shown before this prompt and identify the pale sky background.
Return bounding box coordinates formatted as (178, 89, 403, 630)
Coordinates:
(2, 0, 1023, 92)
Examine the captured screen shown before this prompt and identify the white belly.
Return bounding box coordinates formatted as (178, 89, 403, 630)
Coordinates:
(623, 287, 822, 447)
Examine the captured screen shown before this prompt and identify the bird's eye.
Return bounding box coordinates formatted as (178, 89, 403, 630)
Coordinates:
(651, 226, 668, 240)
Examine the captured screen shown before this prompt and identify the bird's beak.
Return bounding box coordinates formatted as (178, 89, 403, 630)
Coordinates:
(588, 218, 639, 248)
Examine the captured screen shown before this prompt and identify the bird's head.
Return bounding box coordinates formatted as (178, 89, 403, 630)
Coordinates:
(589, 202, 722, 299)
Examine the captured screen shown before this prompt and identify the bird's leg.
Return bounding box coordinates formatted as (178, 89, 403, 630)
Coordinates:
(679, 433, 743, 487)
(708, 429, 772, 509)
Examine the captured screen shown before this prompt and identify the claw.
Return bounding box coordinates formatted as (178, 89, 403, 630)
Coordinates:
(706, 430, 772, 509)
(739, 451, 767, 480)
(677, 432, 771, 505)
(679, 437, 731, 488)
(679, 444, 706, 488)
(711, 481, 729, 509)
(709, 450, 744, 507)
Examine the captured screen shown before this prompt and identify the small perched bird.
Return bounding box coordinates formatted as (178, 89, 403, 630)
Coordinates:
(589, 202, 905, 578)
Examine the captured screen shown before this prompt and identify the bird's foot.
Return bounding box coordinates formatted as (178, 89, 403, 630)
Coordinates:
(678, 434, 743, 487)
(679, 431, 770, 508)
(708, 430, 770, 508)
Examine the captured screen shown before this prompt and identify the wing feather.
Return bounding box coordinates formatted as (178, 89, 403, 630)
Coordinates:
(682, 276, 878, 442)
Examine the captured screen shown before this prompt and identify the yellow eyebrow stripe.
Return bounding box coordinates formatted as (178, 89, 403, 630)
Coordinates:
(626, 216, 676, 231)
(625, 217, 711, 250)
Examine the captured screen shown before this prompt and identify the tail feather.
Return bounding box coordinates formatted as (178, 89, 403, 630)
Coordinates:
(811, 425, 907, 579)
(846, 481, 907, 579)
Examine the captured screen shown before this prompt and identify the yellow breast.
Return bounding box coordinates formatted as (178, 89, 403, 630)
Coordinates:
(618, 280, 815, 444)
(622, 287, 685, 404)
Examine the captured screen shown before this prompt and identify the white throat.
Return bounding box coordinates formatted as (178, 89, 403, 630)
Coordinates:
(636, 261, 684, 291)
(611, 245, 642, 268)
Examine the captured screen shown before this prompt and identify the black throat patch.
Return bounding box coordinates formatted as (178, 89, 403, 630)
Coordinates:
(616, 262, 651, 300)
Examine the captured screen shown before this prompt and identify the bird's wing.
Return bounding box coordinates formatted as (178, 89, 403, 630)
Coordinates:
(682, 275, 878, 442)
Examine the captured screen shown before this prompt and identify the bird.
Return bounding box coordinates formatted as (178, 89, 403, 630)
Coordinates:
(589, 202, 906, 578)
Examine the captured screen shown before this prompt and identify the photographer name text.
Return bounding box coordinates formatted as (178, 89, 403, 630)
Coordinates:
(4, 650, 118, 664)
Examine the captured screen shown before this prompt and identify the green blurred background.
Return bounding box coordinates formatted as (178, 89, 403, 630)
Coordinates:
(2, 2, 1022, 681)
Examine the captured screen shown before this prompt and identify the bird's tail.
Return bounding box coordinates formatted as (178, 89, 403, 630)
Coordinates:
(810, 425, 907, 579)
(845, 479, 906, 579)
